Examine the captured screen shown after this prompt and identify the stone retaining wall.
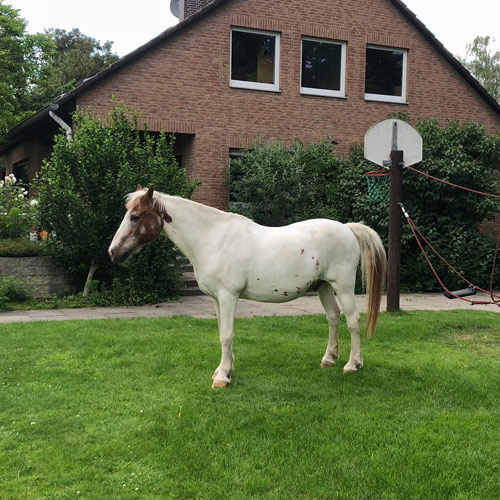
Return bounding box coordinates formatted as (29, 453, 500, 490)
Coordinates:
(0, 256, 77, 298)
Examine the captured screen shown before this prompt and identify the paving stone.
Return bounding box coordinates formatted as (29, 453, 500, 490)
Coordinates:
(0, 293, 498, 324)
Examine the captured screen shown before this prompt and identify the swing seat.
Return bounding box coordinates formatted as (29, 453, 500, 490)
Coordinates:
(444, 287, 476, 299)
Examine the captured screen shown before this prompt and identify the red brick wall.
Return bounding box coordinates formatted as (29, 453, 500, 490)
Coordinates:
(183, 0, 215, 19)
(75, 0, 500, 211)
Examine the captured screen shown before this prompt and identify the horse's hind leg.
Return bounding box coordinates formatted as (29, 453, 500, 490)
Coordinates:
(331, 283, 363, 373)
(212, 291, 238, 388)
(211, 298, 222, 380)
(318, 283, 340, 368)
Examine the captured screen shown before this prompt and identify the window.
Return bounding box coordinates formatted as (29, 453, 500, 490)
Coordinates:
(365, 45, 407, 103)
(13, 160, 30, 194)
(301, 37, 346, 97)
(230, 27, 280, 92)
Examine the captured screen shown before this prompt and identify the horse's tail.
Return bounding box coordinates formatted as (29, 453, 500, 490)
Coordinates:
(345, 223, 386, 338)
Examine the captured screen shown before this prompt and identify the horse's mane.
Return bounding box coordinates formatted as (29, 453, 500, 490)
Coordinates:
(125, 189, 183, 212)
(125, 190, 250, 222)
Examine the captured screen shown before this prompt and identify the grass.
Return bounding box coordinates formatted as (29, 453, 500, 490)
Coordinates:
(1, 311, 499, 499)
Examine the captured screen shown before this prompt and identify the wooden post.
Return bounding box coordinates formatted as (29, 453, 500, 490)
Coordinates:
(387, 149, 404, 312)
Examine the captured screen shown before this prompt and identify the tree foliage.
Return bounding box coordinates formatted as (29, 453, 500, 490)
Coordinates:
(230, 120, 500, 292)
(460, 35, 500, 102)
(0, 1, 55, 139)
(0, 2, 119, 144)
(35, 105, 198, 303)
(34, 28, 119, 107)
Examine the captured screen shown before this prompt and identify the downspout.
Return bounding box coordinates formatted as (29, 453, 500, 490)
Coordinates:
(49, 105, 73, 141)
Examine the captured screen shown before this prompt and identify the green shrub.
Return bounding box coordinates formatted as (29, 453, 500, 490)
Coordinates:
(85, 240, 181, 306)
(230, 138, 344, 226)
(340, 121, 500, 292)
(35, 104, 198, 304)
(0, 276, 32, 310)
(0, 239, 49, 257)
(229, 120, 500, 292)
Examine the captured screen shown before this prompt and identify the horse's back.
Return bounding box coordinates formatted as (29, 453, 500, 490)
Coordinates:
(257, 218, 359, 256)
(234, 218, 360, 302)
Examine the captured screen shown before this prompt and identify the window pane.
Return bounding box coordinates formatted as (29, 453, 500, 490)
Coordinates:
(365, 48, 403, 96)
(231, 31, 276, 84)
(302, 40, 342, 91)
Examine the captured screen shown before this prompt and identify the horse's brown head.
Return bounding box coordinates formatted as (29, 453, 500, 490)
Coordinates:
(109, 185, 171, 264)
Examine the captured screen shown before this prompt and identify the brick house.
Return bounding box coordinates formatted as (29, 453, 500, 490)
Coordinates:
(2, 0, 500, 211)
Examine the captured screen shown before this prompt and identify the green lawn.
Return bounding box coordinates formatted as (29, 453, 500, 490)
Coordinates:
(1, 311, 499, 499)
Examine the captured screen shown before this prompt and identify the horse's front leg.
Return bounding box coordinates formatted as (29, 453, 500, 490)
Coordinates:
(212, 291, 238, 388)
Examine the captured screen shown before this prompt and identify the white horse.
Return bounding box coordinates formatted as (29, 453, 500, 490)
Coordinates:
(109, 186, 386, 388)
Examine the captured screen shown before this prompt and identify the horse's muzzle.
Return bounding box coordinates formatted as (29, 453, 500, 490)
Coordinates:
(109, 247, 130, 264)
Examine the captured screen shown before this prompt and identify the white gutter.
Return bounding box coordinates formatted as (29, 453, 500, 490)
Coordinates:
(49, 109, 73, 141)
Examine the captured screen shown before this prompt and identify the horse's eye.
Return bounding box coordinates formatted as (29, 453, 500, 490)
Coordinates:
(130, 214, 140, 223)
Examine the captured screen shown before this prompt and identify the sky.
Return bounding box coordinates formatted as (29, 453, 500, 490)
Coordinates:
(6, 0, 500, 59)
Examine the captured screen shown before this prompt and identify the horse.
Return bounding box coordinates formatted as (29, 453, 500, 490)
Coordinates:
(109, 185, 386, 388)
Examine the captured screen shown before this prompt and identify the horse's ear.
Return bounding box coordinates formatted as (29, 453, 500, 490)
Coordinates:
(136, 184, 143, 191)
(140, 185, 155, 207)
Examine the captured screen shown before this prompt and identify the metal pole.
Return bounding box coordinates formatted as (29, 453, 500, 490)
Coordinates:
(387, 149, 404, 312)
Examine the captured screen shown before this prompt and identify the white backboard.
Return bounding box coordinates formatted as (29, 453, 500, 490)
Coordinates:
(364, 119, 423, 167)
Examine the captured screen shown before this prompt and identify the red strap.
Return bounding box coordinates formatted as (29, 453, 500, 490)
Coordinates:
(408, 166, 500, 199)
(405, 215, 500, 307)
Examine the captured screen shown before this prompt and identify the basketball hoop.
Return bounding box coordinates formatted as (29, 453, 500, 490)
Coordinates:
(366, 170, 390, 203)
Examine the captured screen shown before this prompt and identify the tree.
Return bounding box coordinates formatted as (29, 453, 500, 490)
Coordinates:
(33, 28, 119, 107)
(0, 2, 120, 144)
(35, 105, 198, 301)
(460, 36, 500, 102)
(0, 1, 55, 140)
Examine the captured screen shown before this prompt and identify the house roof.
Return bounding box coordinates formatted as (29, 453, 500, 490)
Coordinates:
(4, 0, 500, 148)
(391, 0, 500, 114)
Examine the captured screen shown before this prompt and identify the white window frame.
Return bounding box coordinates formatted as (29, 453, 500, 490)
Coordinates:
(300, 37, 347, 98)
(364, 45, 408, 104)
(230, 27, 280, 92)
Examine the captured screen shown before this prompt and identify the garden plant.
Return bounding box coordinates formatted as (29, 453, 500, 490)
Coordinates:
(0, 173, 36, 239)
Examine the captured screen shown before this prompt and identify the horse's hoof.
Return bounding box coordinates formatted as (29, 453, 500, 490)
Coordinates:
(320, 360, 335, 368)
(343, 362, 362, 374)
(211, 381, 228, 388)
